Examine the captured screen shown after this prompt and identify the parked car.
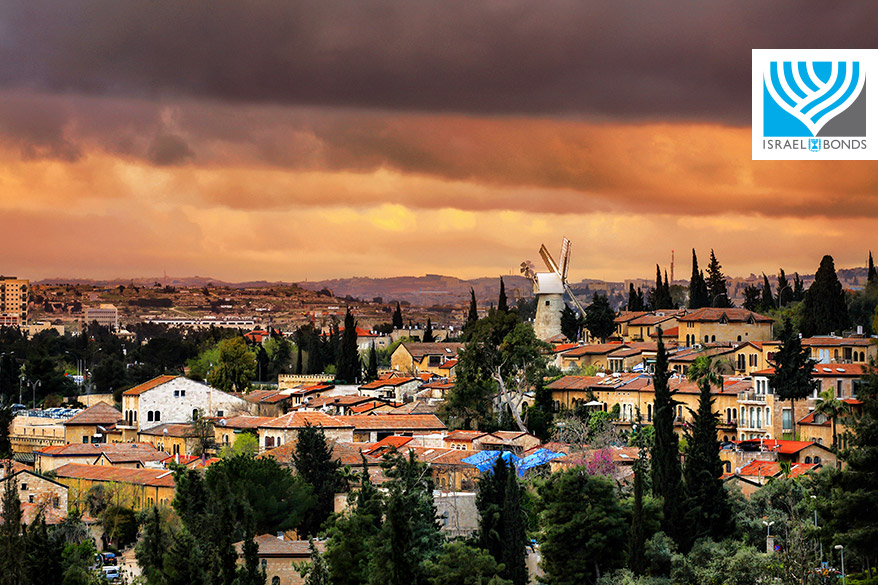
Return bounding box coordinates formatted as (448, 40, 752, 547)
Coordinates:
(96, 552, 117, 565)
(100, 565, 120, 581)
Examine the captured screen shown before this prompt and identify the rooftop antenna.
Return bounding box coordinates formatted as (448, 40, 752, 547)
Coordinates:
(671, 249, 675, 283)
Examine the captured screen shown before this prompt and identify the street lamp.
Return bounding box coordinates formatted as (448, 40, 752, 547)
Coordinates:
(31, 379, 41, 409)
(835, 545, 846, 585)
(811, 495, 823, 561)
(762, 519, 775, 554)
(762, 519, 775, 537)
(65, 351, 83, 390)
(712, 292, 729, 307)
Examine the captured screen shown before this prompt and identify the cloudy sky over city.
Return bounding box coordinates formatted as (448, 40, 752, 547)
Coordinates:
(1, 1, 877, 282)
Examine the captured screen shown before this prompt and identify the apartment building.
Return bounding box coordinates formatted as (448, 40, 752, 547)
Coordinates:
(0, 277, 28, 325)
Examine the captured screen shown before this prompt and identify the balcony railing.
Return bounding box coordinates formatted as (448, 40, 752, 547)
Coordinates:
(738, 391, 767, 403)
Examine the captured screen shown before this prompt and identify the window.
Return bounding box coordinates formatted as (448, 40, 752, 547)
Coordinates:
(647, 404, 653, 422)
(53, 497, 59, 508)
(750, 354, 758, 367)
(155, 410, 161, 422)
(147, 411, 154, 422)
(704, 335, 709, 343)
(174, 390, 179, 397)
(193, 409, 199, 420)
(814, 456, 821, 465)
(272, 577, 281, 585)
(28, 495, 34, 503)
(20, 483, 27, 491)
(180, 390, 186, 397)
(82, 436, 89, 443)
(216, 410, 224, 418)
(737, 335, 742, 342)
(737, 354, 745, 370)
(711, 335, 716, 342)
(805, 456, 812, 463)
(837, 380, 843, 398)
(545, 300, 550, 306)
(782, 408, 792, 431)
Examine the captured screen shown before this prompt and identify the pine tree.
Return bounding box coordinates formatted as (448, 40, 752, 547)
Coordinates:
(560, 305, 581, 342)
(299, 540, 332, 585)
(777, 268, 792, 307)
(706, 249, 732, 307)
(649, 329, 687, 550)
(498, 277, 508, 313)
(0, 467, 24, 585)
(585, 293, 616, 342)
(163, 529, 208, 585)
(294, 423, 344, 538)
(769, 317, 818, 439)
(627, 283, 644, 311)
(234, 524, 266, 585)
(651, 265, 664, 309)
(800, 255, 851, 337)
(688, 250, 709, 309)
(742, 285, 761, 311)
(476, 458, 527, 585)
(684, 356, 733, 542)
(392, 302, 404, 330)
(760, 273, 775, 311)
(366, 343, 378, 382)
(136, 507, 169, 585)
(336, 309, 360, 383)
(23, 512, 63, 584)
(869, 251, 877, 283)
(423, 318, 435, 343)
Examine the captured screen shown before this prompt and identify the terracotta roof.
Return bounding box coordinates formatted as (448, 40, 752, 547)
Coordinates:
(669, 345, 737, 363)
(546, 374, 642, 391)
(802, 336, 873, 347)
(123, 375, 178, 396)
(216, 415, 275, 430)
(561, 343, 628, 357)
(160, 454, 219, 468)
(238, 389, 291, 404)
(259, 440, 375, 467)
(304, 395, 380, 409)
(138, 423, 197, 437)
(349, 401, 390, 414)
(390, 401, 439, 415)
(360, 377, 418, 390)
(752, 364, 867, 377)
(737, 438, 825, 455)
(438, 359, 457, 370)
(399, 342, 464, 361)
(615, 311, 650, 324)
(551, 343, 579, 354)
(234, 534, 321, 558)
(287, 384, 334, 395)
(38, 442, 167, 462)
(489, 431, 534, 442)
(677, 308, 773, 324)
(798, 411, 831, 426)
(260, 412, 353, 430)
(340, 414, 447, 431)
(443, 430, 488, 442)
(63, 402, 123, 426)
(649, 326, 678, 338)
(54, 463, 176, 487)
(366, 436, 414, 455)
(629, 313, 679, 326)
(737, 460, 820, 478)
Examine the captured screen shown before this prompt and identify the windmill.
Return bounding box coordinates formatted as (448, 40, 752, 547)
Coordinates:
(522, 237, 585, 341)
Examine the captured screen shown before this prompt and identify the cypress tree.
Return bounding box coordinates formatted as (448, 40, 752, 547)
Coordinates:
(560, 305, 581, 342)
(869, 251, 877, 283)
(423, 318, 435, 343)
(0, 468, 24, 585)
(366, 343, 378, 382)
(392, 302, 404, 330)
(293, 423, 345, 538)
(652, 265, 664, 309)
(663, 270, 672, 308)
(777, 268, 792, 306)
(800, 255, 851, 337)
(627, 283, 644, 311)
(498, 277, 508, 313)
(769, 317, 818, 439)
(336, 309, 360, 383)
(688, 250, 709, 309)
(742, 285, 761, 311)
(684, 357, 733, 542)
(628, 419, 647, 576)
(706, 249, 732, 307)
(476, 457, 527, 585)
(649, 329, 687, 550)
(760, 273, 775, 311)
(793, 272, 805, 301)
(295, 344, 303, 375)
(307, 332, 322, 374)
(467, 289, 479, 327)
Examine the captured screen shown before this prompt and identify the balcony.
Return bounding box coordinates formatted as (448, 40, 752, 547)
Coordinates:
(738, 391, 767, 404)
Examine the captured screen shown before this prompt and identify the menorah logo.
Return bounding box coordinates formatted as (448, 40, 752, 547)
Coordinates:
(763, 61, 866, 137)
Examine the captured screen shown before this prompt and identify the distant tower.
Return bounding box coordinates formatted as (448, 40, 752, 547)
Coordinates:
(522, 238, 586, 341)
(671, 249, 675, 283)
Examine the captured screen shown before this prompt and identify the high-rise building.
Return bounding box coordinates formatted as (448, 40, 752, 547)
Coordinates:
(85, 304, 119, 330)
(0, 277, 28, 326)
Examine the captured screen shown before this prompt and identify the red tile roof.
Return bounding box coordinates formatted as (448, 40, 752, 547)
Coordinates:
(340, 414, 447, 431)
(216, 415, 275, 430)
(551, 343, 579, 354)
(677, 308, 773, 323)
(399, 342, 464, 361)
(649, 326, 678, 338)
(349, 401, 390, 414)
(54, 463, 176, 487)
(561, 343, 628, 357)
(802, 336, 873, 347)
(260, 412, 353, 430)
(443, 430, 488, 442)
(38, 442, 167, 462)
(123, 375, 178, 396)
(546, 373, 642, 390)
(738, 438, 824, 455)
(360, 377, 417, 390)
(234, 534, 321, 558)
(438, 359, 457, 370)
(63, 402, 124, 426)
(753, 364, 867, 377)
(737, 460, 819, 478)
(138, 423, 197, 437)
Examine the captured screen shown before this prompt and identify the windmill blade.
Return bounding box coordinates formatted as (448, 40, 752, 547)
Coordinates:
(539, 244, 560, 275)
(560, 237, 571, 282)
(563, 282, 587, 316)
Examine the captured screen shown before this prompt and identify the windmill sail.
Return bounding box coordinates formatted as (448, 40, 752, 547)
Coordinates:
(539, 244, 560, 275)
(560, 237, 571, 282)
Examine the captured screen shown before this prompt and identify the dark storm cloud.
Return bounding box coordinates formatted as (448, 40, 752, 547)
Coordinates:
(1, 1, 875, 123)
(148, 134, 195, 166)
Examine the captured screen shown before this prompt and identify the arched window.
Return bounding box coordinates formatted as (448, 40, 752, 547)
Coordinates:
(805, 456, 812, 463)
(155, 410, 161, 422)
(647, 404, 653, 422)
(737, 335, 742, 342)
(266, 436, 274, 449)
(756, 408, 762, 428)
(193, 409, 199, 420)
(704, 335, 709, 343)
(814, 456, 821, 465)
(750, 407, 756, 428)
(147, 411, 154, 422)
(272, 577, 281, 585)
(834, 349, 839, 360)
(711, 335, 716, 342)
(765, 407, 770, 423)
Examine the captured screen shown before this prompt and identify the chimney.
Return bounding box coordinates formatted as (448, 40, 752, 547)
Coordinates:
(276, 531, 284, 541)
(857, 325, 864, 335)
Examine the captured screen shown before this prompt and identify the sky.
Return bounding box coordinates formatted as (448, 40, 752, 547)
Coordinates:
(1, 1, 877, 283)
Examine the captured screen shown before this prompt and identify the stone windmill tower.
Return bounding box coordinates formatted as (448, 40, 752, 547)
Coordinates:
(522, 237, 586, 341)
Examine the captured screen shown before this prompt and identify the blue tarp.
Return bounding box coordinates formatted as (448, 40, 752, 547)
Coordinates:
(462, 450, 521, 472)
(517, 449, 564, 476)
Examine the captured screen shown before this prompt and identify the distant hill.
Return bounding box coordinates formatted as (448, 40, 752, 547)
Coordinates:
(34, 276, 294, 289)
(298, 274, 534, 307)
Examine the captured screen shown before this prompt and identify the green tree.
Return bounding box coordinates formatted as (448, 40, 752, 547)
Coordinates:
(324, 459, 383, 585)
(136, 507, 170, 585)
(649, 330, 686, 548)
(627, 283, 644, 312)
(792, 272, 805, 301)
(742, 285, 761, 312)
(869, 251, 877, 282)
(688, 249, 709, 310)
(0, 397, 13, 457)
(476, 458, 527, 585)
(538, 469, 628, 585)
(465, 289, 479, 336)
(706, 249, 732, 307)
(760, 273, 775, 311)
(336, 309, 360, 383)
(560, 305, 582, 342)
(298, 540, 332, 585)
(627, 420, 648, 576)
(424, 541, 513, 585)
(0, 470, 26, 585)
(684, 356, 733, 543)
(392, 302, 404, 330)
(800, 255, 851, 337)
(23, 512, 64, 584)
(585, 293, 615, 342)
(777, 268, 793, 307)
(423, 318, 435, 343)
(208, 336, 257, 393)
(220, 432, 259, 458)
(769, 317, 817, 439)
(368, 449, 442, 585)
(234, 524, 266, 585)
(102, 505, 139, 548)
(293, 423, 345, 537)
(163, 529, 208, 585)
(497, 277, 508, 313)
(814, 388, 852, 453)
(191, 408, 215, 456)
(365, 343, 379, 382)
(60, 540, 98, 585)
